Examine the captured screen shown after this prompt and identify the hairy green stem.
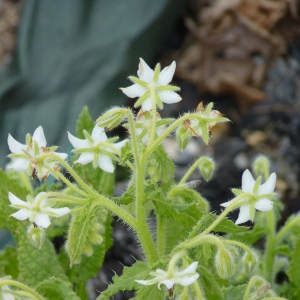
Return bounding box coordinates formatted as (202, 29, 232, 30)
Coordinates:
(193, 281, 205, 300)
(149, 84, 158, 145)
(224, 240, 253, 255)
(178, 234, 224, 252)
(179, 157, 207, 185)
(0, 280, 44, 300)
(275, 215, 300, 244)
(243, 275, 262, 300)
(157, 214, 166, 257)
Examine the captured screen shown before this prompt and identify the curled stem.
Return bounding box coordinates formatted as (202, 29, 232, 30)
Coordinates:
(179, 157, 208, 185)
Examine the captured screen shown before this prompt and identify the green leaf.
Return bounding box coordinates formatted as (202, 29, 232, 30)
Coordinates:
(287, 238, 300, 297)
(66, 201, 106, 266)
(76, 106, 95, 138)
(36, 277, 80, 300)
(223, 284, 247, 300)
(114, 185, 135, 205)
(97, 261, 150, 300)
(0, 247, 19, 279)
(189, 213, 248, 239)
(135, 284, 165, 300)
(120, 139, 132, 166)
(274, 244, 291, 257)
(198, 265, 222, 298)
(228, 224, 265, 245)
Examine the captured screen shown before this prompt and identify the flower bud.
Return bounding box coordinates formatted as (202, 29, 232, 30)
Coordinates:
(176, 124, 192, 151)
(252, 155, 270, 179)
(96, 107, 128, 130)
(199, 157, 215, 181)
(27, 224, 45, 249)
(83, 242, 94, 256)
(243, 251, 259, 276)
(215, 248, 235, 279)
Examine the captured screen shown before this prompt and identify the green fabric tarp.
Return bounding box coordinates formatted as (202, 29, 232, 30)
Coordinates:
(0, 0, 185, 167)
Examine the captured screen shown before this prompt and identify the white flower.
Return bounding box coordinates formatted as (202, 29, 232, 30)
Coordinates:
(120, 58, 181, 111)
(136, 262, 199, 290)
(1, 285, 15, 300)
(220, 169, 276, 225)
(7, 126, 68, 180)
(68, 125, 126, 173)
(8, 192, 70, 228)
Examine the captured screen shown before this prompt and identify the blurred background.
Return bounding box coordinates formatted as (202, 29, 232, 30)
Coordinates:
(1, 0, 300, 299)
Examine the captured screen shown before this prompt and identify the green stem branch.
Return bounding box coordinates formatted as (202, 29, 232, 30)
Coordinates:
(179, 157, 207, 185)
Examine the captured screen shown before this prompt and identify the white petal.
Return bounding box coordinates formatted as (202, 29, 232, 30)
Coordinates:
(137, 58, 154, 82)
(8, 158, 29, 172)
(255, 199, 273, 212)
(8, 192, 30, 207)
(135, 280, 153, 286)
(235, 205, 251, 225)
(98, 155, 114, 173)
(179, 274, 199, 286)
(113, 139, 127, 151)
(75, 153, 94, 165)
(158, 280, 174, 290)
(259, 173, 276, 195)
(7, 134, 27, 154)
(120, 84, 145, 98)
(178, 262, 198, 275)
(68, 132, 90, 149)
(158, 61, 176, 85)
(45, 207, 71, 217)
(32, 126, 47, 147)
(34, 213, 51, 228)
(241, 169, 256, 193)
(220, 200, 233, 208)
(11, 209, 31, 220)
(158, 90, 182, 104)
(141, 97, 152, 111)
(92, 125, 107, 142)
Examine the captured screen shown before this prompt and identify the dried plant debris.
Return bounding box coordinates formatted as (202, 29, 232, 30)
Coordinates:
(0, 0, 23, 69)
(176, 0, 299, 112)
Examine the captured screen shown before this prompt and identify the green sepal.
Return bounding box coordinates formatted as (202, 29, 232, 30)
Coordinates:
(156, 118, 174, 127)
(204, 102, 213, 117)
(189, 213, 249, 239)
(155, 91, 164, 109)
(176, 126, 192, 151)
(76, 106, 95, 138)
(83, 130, 94, 144)
(231, 188, 243, 196)
(36, 277, 80, 300)
(153, 63, 161, 82)
(97, 261, 154, 300)
(134, 91, 150, 107)
(157, 85, 180, 91)
(129, 76, 148, 88)
(200, 122, 210, 145)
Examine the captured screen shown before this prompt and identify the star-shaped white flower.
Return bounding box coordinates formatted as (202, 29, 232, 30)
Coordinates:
(136, 262, 199, 290)
(8, 192, 70, 228)
(7, 126, 68, 180)
(220, 169, 277, 224)
(68, 125, 126, 173)
(120, 58, 181, 111)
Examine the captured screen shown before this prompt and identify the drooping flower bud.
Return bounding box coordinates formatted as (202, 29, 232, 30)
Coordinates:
(199, 157, 215, 181)
(215, 248, 236, 279)
(27, 224, 45, 249)
(243, 250, 259, 276)
(96, 107, 129, 130)
(252, 155, 270, 180)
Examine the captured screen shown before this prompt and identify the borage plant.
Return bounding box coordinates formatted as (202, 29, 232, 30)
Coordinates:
(0, 58, 299, 300)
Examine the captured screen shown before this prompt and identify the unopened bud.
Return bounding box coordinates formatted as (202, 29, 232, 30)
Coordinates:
(176, 125, 192, 151)
(96, 107, 128, 130)
(87, 232, 103, 245)
(243, 251, 259, 276)
(215, 249, 235, 279)
(199, 157, 215, 181)
(83, 242, 94, 256)
(27, 224, 45, 249)
(252, 155, 270, 179)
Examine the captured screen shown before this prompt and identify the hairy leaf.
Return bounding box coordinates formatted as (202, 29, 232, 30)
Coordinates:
(36, 277, 80, 300)
(287, 238, 300, 297)
(0, 247, 19, 279)
(76, 106, 95, 138)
